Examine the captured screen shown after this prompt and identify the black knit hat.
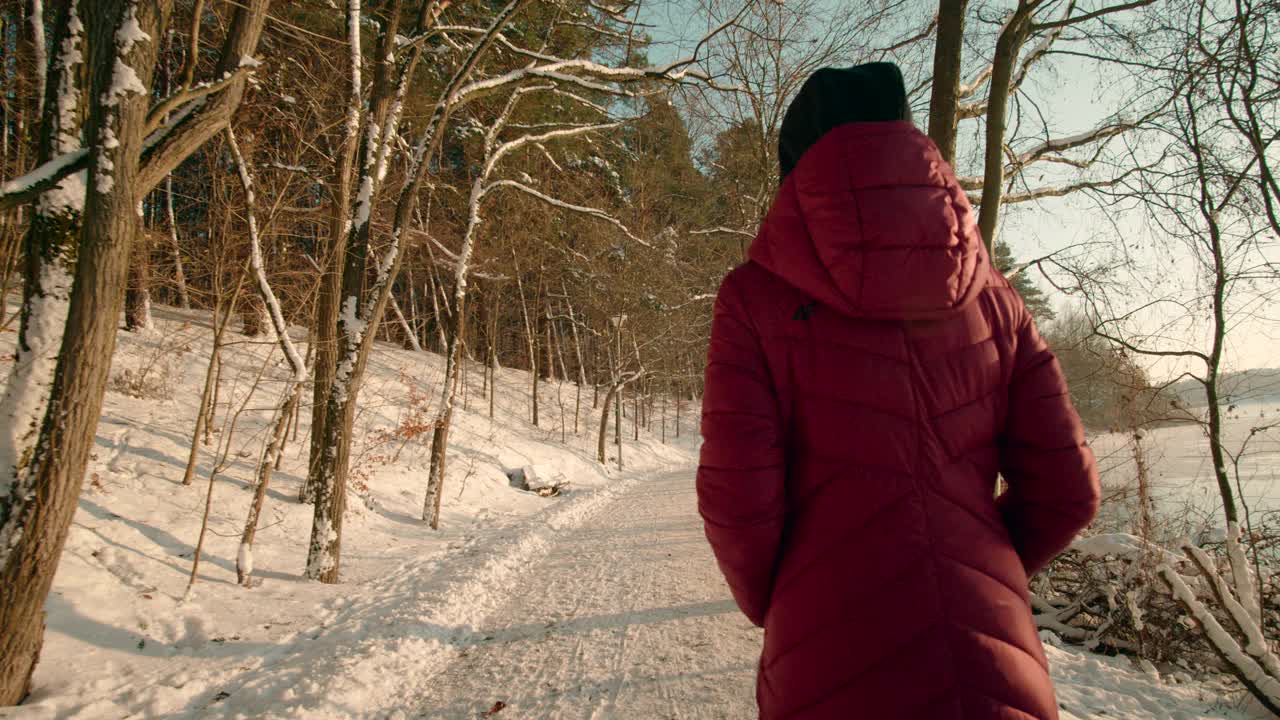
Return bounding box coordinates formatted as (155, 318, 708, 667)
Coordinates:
(778, 62, 913, 180)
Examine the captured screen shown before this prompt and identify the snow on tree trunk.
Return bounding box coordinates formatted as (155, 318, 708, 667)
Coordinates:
(306, 0, 364, 506)
(0, 0, 85, 573)
(226, 127, 307, 586)
(0, 0, 162, 703)
(1226, 520, 1263, 628)
(390, 294, 422, 352)
(422, 172, 484, 527)
(1180, 538, 1280, 678)
(25, 0, 47, 119)
(310, 0, 542, 565)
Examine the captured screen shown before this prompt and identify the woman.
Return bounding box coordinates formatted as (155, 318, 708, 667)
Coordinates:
(697, 62, 1100, 720)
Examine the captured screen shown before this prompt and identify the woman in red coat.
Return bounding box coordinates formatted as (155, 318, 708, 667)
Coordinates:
(697, 62, 1101, 720)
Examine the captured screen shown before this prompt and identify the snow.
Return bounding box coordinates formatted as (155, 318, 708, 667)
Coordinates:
(1071, 532, 1183, 564)
(94, 126, 118, 194)
(0, 297, 1268, 719)
(0, 298, 690, 718)
(105, 59, 146, 105)
(102, 5, 151, 108)
(237, 542, 253, 578)
(1088, 403, 1280, 519)
(1159, 562, 1280, 709)
(1227, 520, 1263, 627)
(352, 174, 374, 228)
(115, 5, 152, 51)
(0, 149, 87, 201)
(0, 262, 74, 565)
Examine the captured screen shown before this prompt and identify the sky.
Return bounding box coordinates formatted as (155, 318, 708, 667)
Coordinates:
(637, 0, 1278, 378)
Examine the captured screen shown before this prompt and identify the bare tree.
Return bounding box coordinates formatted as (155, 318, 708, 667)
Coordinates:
(1071, 0, 1280, 704)
(0, 0, 269, 702)
(420, 83, 629, 527)
(225, 127, 307, 586)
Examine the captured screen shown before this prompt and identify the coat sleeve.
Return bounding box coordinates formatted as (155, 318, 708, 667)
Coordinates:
(697, 272, 787, 627)
(997, 301, 1101, 577)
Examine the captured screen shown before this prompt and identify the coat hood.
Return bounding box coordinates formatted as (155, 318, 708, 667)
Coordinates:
(749, 121, 990, 321)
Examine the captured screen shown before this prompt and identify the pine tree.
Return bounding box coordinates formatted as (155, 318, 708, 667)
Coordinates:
(993, 240, 1055, 321)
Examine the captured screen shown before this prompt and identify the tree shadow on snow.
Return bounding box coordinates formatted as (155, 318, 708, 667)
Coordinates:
(78, 498, 299, 586)
(42, 593, 279, 659)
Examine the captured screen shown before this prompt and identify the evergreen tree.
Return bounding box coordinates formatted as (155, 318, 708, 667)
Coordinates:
(993, 240, 1055, 321)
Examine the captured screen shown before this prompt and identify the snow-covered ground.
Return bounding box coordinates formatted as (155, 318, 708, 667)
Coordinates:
(0, 301, 1268, 718)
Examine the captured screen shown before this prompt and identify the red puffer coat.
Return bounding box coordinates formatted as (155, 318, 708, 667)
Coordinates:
(697, 121, 1101, 720)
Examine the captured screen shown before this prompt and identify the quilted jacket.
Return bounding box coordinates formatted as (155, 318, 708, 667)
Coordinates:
(697, 121, 1101, 719)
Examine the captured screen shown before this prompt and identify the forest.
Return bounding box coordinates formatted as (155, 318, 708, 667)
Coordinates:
(0, 0, 1278, 716)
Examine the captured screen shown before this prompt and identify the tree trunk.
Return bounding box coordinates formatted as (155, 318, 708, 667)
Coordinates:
(226, 124, 308, 586)
(124, 229, 153, 331)
(182, 288, 241, 485)
(205, 349, 221, 445)
(597, 383, 619, 464)
(976, 2, 1034, 252)
(390, 294, 422, 352)
(238, 388, 298, 585)
(542, 308, 555, 382)
(514, 256, 538, 425)
(0, 0, 85, 527)
(306, 0, 366, 506)
(164, 174, 189, 309)
(489, 294, 498, 420)
(0, 0, 168, 702)
(423, 312, 464, 528)
(615, 383, 623, 470)
(926, 0, 969, 165)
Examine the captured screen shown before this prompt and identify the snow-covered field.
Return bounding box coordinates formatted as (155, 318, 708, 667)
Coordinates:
(0, 302, 1269, 719)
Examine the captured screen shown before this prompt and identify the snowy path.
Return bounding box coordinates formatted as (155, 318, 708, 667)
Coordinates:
(410, 469, 760, 719)
(401, 470, 1257, 720)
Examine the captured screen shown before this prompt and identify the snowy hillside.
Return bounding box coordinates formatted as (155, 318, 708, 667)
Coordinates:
(0, 302, 692, 718)
(0, 302, 1268, 719)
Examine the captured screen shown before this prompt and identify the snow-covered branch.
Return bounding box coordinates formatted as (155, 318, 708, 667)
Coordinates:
(0, 149, 89, 211)
(1158, 552, 1280, 713)
(487, 120, 622, 173)
(225, 127, 307, 384)
(689, 226, 755, 239)
(484, 180, 650, 247)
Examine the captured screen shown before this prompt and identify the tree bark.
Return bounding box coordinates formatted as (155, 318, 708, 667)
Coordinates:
(124, 228, 153, 331)
(976, 2, 1034, 252)
(0, 0, 170, 702)
(164, 174, 189, 309)
(926, 0, 969, 165)
(306, 0, 366, 505)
